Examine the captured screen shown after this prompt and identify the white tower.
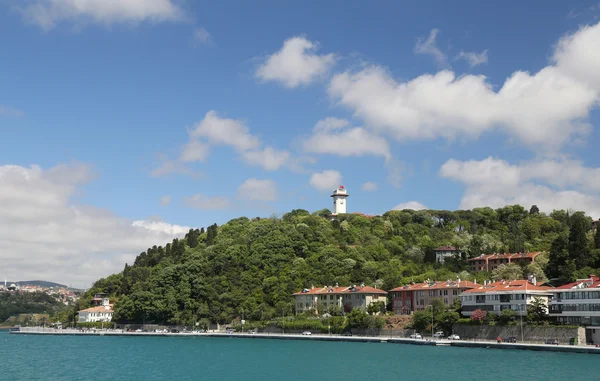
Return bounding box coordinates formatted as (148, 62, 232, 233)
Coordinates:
(331, 185, 349, 215)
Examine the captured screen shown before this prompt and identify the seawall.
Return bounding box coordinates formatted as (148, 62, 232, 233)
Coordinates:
(451, 325, 586, 344)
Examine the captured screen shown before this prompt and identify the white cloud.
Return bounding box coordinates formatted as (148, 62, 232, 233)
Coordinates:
(0, 105, 24, 117)
(303, 117, 391, 162)
(414, 29, 447, 67)
(160, 195, 171, 206)
(180, 140, 210, 163)
(242, 147, 290, 171)
(0, 163, 189, 288)
(440, 157, 600, 218)
(256, 36, 336, 88)
(329, 21, 600, 149)
(21, 0, 184, 31)
(393, 201, 428, 211)
(193, 27, 211, 44)
(184, 194, 231, 210)
(237, 178, 278, 202)
(309, 170, 343, 192)
(190, 110, 260, 152)
(456, 49, 489, 67)
(150, 159, 200, 178)
(361, 182, 378, 191)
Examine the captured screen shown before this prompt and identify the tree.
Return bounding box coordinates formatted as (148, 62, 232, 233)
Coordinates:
(527, 297, 548, 324)
(366, 301, 386, 315)
(411, 310, 433, 332)
(497, 309, 516, 325)
(568, 212, 592, 268)
(437, 310, 460, 333)
(594, 226, 600, 250)
(529, 205, 540, 215)
(547, 233, 572, 282)
(492, 263, 523, 280)
(471, 309, 487, 323)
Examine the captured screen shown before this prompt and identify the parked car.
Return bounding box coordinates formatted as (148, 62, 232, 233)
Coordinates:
(544, 339, 559, 345)
(433, 331, 445, 338)
(448, 334, 460, 340)
(410, 333, 422, 339)
(342, 331, 352, 337)
(503, 336, 517, 343)
(302, 331, 312, 335)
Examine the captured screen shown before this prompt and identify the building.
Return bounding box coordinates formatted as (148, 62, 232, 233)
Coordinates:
(434, 245, 459, 264)
(592, 220, 599, 231)
(293, 283, 386, 314)
(330, 185, 349, 215)
(467, 252, 542, 272)
(78, 297, 114, 323)
(91, 293, 107, 306)
(548, 275, 600, 341)
(389, 279, 476, 315)
(460, 276, 553, 317)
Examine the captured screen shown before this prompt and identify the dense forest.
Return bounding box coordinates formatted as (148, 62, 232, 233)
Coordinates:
(83, 206, 600, 326)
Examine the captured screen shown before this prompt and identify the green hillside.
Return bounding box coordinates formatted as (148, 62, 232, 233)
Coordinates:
(83, 206, 600, 325)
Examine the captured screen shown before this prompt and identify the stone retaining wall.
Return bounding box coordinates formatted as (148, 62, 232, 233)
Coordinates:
(452, 324, 586, 344)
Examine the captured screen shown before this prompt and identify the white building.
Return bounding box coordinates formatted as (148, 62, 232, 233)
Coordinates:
(460, 277, 553, 317)
(78, 298, 114, 323)
(331, 185, 349, 215)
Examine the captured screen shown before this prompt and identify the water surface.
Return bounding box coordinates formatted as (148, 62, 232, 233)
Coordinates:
(1, 332, 597, 380)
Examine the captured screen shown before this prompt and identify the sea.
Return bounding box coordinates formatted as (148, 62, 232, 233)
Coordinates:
(1, 331, 598, 380)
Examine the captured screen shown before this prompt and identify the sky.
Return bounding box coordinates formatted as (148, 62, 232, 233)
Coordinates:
(1, 0, 600, 287)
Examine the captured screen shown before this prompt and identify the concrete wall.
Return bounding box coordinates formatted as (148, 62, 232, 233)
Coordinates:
(452, 324, 586, 344)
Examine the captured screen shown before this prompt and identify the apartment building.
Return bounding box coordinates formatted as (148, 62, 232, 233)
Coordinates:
(468, 252, 542, 272)
(293, 284, 387, 314)
(460, 277, 552, 317)
(434, 245, 459, 264)
(389, 279, 476, 315)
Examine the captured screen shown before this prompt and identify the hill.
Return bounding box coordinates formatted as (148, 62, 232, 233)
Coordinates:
(0, 292, 68, 323)
(16, 280, 68, 288)
(83, 206, 600, 326)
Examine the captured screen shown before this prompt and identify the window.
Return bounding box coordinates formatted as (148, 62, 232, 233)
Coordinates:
(443, 290, 448, 296)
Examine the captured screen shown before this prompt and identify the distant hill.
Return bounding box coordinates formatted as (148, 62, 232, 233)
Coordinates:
(13, 280, 68, 288)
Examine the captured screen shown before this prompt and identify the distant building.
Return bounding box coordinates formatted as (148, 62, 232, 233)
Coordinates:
(389, 279, 476, 315)
(330, 185, 349, 215)
(91, 293, 107, 306)
(293, 284, 387, 314)
(460, 276, 553, 317)
(467, 252, 542, 272)
(434, 245, 459, 264)
(78, 298, 113, 323)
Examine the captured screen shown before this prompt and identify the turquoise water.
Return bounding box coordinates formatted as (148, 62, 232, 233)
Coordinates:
(1, 332, 598, 380)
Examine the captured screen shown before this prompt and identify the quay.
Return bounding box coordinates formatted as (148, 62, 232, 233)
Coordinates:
(9, 328, 600, 354)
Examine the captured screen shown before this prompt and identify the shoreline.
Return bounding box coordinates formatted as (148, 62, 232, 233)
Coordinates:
(8, 328, 600, 354)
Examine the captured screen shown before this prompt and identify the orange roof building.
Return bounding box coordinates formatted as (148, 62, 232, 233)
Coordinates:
(389, 279, 476, 315)
(467, 252, 543, 272)
(548, 275, 600, 330)
(460, 277, 553, 317)
(293, 283, 387, 315)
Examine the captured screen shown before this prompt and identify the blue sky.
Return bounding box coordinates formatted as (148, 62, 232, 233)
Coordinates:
(1, 0, 600, 286)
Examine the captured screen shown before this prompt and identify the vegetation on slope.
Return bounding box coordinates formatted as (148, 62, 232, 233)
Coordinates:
(0, 292, 68, 323)
(83, 206, 599, 326)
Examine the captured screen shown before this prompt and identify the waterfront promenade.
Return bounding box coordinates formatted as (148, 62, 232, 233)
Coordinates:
(10, 327, 600, 355)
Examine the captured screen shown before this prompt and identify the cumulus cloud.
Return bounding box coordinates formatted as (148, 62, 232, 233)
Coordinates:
(237, 178, 278, 202)
(190, 110, 260, 152)
(440, 157, 600, 217)
(303, 117, 391, 162)
(0, 163, 189, 288)
(393, 201, 428, 211)
(242, 147, 291, 171)
(20, 0, 184, 31)
(256, 36, 336, 88)
(150, 159, 200, 178)
(414, 29, 447, 67)
(160, 195, 171, 206)
(361, 182, 378, 191)
(456, 49, 489, 67)
(309, 170, 343, 192)
(193, 27, 211, 44)
(184, 194, 231, 209)
(329, 21, 600, 150)
(180, 140, 210, 163)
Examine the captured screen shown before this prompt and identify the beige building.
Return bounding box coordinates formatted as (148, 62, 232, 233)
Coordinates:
(389, 279, 476, 315)
(293, 284, 387, 314)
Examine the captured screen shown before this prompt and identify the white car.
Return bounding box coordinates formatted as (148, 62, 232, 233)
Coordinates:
(410, 333, 422, 339)
(448, 334, 460, 340)
(302, 331, 312, 335)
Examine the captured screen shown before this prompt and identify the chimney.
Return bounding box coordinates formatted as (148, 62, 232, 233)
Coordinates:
(474, 279, 477, 284)
(528, 274, 537, 286)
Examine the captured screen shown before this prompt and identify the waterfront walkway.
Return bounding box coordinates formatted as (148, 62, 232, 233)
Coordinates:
(10, 328, 600, 355)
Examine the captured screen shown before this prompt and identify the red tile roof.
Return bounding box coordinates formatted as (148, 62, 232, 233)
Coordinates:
(462, 279, 553, 293)
(467, 252, 542, 262)
(79, 306, 114, 313)
(555, 276, 600, 289)
(389, 280, 476, 292)
(293, 285, 387, 295)
(434, 246, 457, 251)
